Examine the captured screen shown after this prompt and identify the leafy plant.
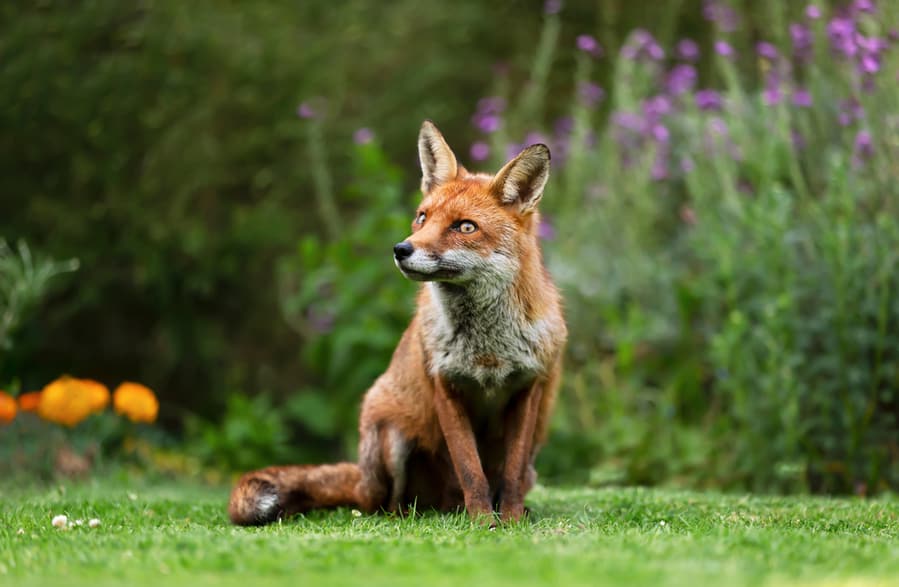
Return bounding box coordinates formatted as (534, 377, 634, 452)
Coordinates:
(0, 239, 78, 355)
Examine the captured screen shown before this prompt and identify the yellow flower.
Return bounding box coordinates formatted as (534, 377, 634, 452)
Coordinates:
(79, 379, 110, 413)
(38, 376, 95, 427)
(17, 391, 42, 413)
(0, 391, 17, 424)
(113, 382, 159, 424)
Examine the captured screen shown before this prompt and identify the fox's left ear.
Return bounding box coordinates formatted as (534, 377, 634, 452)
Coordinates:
(490, 144, 551, 214)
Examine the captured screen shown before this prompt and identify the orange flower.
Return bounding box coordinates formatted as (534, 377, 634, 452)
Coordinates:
(0, 391, 16, 424)
(113, 382, 159, 424)
(79, 379, 110, 414)
(38, 376, 95, 427)
(17, 391, 42, 412)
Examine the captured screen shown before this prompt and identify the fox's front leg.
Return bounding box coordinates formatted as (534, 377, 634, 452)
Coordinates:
(499, 381, 544, 522)
(433, 377, 493, 521)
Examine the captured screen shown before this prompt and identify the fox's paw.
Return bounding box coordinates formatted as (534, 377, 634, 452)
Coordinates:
(229, 476, 282, 526)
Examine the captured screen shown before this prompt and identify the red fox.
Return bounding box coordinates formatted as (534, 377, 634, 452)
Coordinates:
(229, 120, 567, 525)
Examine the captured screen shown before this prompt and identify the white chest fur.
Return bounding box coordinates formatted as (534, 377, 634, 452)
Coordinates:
(423, 281, 550, 396)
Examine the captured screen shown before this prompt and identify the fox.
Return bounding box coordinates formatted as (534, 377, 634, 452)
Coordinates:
(229, 120, 567, 525)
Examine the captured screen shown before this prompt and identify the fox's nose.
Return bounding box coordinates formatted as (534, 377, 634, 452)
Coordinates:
(393, 241, 414, 261)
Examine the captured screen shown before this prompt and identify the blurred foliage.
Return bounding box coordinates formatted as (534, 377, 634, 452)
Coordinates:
(3, 0, 898, 494)
(0, 240, 78, 362)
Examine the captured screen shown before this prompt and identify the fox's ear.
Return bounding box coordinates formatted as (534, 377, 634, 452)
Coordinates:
(491, 144, 551, 214)
(418, 120, 459, 194)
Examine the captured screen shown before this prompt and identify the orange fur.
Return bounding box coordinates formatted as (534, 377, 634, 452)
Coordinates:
(229, 121, 566, 526)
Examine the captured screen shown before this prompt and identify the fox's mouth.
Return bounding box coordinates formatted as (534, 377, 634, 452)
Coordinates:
(395, 259, 463, 282)
(398, 267, 463, 282)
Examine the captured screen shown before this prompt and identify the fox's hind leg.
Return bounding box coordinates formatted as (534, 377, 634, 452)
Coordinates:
(356, 422, 413, 514)
(228, 462, 360, 526)
(385, 426, 413, 512)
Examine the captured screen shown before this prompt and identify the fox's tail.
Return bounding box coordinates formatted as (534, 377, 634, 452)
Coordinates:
(228, 463, 361, 526)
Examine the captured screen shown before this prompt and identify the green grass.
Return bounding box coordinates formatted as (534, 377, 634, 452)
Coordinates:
(1, 481, 898, 587)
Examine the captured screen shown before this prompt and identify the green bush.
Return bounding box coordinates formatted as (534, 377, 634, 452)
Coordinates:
(502, 0, 899, 492)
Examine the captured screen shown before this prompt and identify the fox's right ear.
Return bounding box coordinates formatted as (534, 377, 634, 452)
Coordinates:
(418, 120, 459, 194)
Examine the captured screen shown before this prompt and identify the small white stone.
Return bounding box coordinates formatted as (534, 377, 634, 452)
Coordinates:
(51, 515, 68, 528)
(351, 509, 362, 518)
(88, 518, 101, 528)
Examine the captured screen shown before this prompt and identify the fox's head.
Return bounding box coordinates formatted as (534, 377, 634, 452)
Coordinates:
(394, 120, 550, 285)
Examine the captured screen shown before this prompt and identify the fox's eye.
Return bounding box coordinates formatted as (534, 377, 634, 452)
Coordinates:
(415, 212, 426, 224)
(458, 221, 478, 234)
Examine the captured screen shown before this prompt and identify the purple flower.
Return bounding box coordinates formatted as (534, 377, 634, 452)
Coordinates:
(853, 129, 874, 163)
(578, 82, 605, 108)
(838, 99, 864, 125)
(505, 142, 523, 160)
(296, 102, 316, 119)
(621, 29, 665, 61)
(473, 113, 501, 133)
(714, 40, 735, 58)
(708, 116, 729, 137)
(763, 87, 782, 106)
(828, 17, 857, 57)
(703, 1, 739, 32)
(476, 96, 506, 115)
(544, 0, 563, 15)
(763, 73, 782, 106)
(856, 36, 887, 54)
(650, 124, 670, 143)
(806, 5, 822, 19)
(792, 88, 813, 107)
(471, 96, 505, 133)
(852, 0, 875, 14)
(524, 131, 550, 147)
(537, 216, 556, 240)
(756, 41, 779, 60)
(677, 39, 700, 61)
(647, 42, 665, 61)
(576, 34, 602, 57)
(695, 89, 723, 110)
(704, 118, 742, 161)
(790, 23, 813, 59)
(612, 111, 645, 133)
(665, 64, 697, 96)
(680, 157, 696, 174)
(554, 116, 574, 135)
(643, 95, 673, 118)
(854, 35, 886, 75)
(353, 127, 374, 145)
(860, 53, 880, 73)
(470, 141, 490, 162)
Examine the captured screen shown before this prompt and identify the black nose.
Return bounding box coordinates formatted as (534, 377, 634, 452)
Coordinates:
(393, 241, 414, 261)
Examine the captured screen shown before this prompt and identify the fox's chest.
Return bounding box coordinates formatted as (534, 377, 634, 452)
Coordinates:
(425, 305, 546, 398)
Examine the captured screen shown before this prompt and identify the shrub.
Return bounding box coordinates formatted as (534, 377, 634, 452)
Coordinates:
(482, 0, 899, 492)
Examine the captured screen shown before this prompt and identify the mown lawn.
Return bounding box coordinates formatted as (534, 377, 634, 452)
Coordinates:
(1, 480, 897, 587)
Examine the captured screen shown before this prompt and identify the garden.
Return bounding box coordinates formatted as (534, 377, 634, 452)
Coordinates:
(2, 0, 899, 585)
